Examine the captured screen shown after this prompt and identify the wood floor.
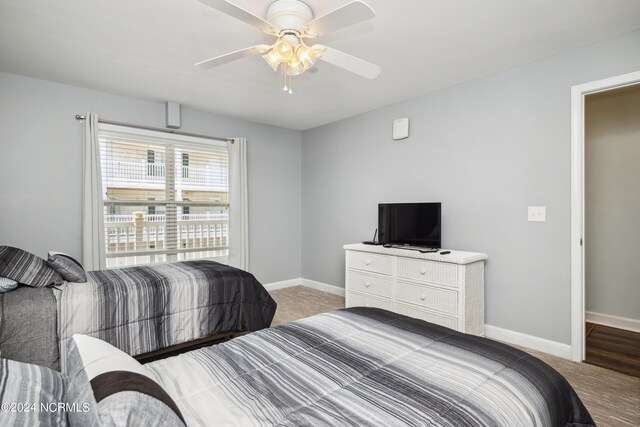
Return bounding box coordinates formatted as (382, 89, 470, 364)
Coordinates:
(269, 286, 640, 427)
(585, 322, 640, 378)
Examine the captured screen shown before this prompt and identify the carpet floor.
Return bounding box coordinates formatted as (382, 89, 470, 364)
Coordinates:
(269, 286, 640, 427)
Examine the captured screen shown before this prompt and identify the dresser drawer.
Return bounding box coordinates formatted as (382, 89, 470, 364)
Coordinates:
(395, 303, 458, 330)
(347, 251, 393, 275)
(397, 258, 457, 287)
(396, 281, 458, 316)
(347, 291, 394, 311)
(347, 270, 394, 299)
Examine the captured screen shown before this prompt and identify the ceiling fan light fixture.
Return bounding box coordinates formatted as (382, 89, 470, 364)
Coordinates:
(286, 57, 305, 76)
(273, 39, 294, 62)
(262, 50, 280, 71)
(296, 44, 322, 69)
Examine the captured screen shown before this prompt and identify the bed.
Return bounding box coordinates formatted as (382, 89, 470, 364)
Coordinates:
(0, 248, 276, 372)
(145, 307, 594, 426)
(0, 307, 594, 426)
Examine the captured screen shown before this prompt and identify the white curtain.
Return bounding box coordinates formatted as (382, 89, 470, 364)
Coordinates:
(82, 113, 106, 270)
(228, 137, 249, 270)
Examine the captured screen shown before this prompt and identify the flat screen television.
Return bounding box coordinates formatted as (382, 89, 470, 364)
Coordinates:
(378, 202, 441, 248)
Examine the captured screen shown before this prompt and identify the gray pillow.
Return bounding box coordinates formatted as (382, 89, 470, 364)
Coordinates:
(0, 276, 18, 293)
(48, 252, 87, 283)
(0, 246, 63, 288)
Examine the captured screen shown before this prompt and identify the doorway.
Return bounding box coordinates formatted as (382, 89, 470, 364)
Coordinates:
(583, 85, 640, 377)
(570, 71, 640, 367)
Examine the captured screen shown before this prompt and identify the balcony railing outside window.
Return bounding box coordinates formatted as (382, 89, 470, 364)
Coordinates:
(105, 160, 228, 189)
(104, 212, 229, 268)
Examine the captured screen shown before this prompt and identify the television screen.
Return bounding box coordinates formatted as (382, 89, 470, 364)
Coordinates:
(378, 203, 441, 248)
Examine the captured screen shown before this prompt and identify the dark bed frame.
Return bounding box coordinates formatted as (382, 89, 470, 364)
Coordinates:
(134, 331, 248, 364)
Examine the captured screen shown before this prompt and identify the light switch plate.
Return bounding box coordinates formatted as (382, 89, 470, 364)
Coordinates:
(528, 206, 546, 222)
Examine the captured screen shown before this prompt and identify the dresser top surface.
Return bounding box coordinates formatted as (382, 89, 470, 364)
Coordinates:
(343, 243, 487, 265)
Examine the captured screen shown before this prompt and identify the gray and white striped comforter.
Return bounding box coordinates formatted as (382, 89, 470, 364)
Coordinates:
(57, 260, 276, 372)
(0, 358, 67, 426)
(146, 308, 594, 427)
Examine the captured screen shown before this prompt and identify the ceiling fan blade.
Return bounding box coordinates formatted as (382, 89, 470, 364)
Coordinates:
(316, 46, 381, 79)
(199, 0, 277, 35)
(196, 45, 271, 69)
(303, 1, 375, 37)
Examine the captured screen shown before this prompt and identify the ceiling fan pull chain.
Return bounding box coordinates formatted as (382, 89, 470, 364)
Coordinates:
(282, 63, 288, 91)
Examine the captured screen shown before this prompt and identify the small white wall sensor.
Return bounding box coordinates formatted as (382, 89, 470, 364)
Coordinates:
(393, 118, 410, 140)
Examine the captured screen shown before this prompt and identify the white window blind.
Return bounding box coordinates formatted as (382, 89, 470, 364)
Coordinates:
(98, 124, 229, 268)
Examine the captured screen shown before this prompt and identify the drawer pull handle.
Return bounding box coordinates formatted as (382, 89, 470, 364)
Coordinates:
(420, 295, 427, 301)
(365, 282, 371, 288)
(365, 260, 371, 266)
(420, 268, 427, 275)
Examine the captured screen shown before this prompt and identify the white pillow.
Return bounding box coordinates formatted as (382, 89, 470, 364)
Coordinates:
(70, 334, 151, 380)
(0, 276, 18, 293)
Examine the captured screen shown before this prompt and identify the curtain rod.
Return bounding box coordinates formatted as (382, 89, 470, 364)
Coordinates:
(75, 115, 234, 143)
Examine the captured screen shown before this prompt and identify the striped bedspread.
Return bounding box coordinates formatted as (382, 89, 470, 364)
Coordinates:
(146, 308, 594, 427)
(0, 358, 67, 427)
(57, 260, 276, 372)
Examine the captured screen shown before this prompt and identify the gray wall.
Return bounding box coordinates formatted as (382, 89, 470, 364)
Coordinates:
(301, 30, 640, 344)
(585, 86, 640, 321)
(0, 71, 302, 285)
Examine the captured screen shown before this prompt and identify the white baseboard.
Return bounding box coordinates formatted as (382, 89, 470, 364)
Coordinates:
(586, 311, 640, 333)
(263, 278, 303, 291)
(484, 325, 572, 360)
(263, 278, 345, 297)
(301, 279, 346, 297)
(266, 281, 571, 359)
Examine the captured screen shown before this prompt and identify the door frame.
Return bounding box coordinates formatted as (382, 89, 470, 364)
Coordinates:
(570, 70, 640, 362)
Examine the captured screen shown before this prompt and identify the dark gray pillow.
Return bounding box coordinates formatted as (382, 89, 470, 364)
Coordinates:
(0, 246, 63, 288)
(48, 251, 87, 283)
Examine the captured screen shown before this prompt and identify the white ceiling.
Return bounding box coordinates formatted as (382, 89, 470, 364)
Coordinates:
(1, 0, 640, 130)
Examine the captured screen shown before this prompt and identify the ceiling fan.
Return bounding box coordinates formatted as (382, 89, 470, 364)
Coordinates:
(196, 0, 381, 93)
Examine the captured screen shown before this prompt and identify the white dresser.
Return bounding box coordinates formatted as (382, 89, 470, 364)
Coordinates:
(344, 243, 487, 336)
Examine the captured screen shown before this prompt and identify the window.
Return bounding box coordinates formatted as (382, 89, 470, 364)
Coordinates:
(146, 150, 159, 176)
(99, 124, 229, 268)
(182, 153, 190, 179)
